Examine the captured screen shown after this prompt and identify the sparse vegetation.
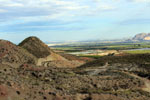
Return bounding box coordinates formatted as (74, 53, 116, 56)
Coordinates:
(1, 37, 150, 100)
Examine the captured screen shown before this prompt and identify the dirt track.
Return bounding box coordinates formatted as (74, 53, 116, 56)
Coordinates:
(122, 71, 150, 92)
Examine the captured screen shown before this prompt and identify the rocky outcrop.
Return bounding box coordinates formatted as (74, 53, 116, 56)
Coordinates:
(132, 33, 150, 41)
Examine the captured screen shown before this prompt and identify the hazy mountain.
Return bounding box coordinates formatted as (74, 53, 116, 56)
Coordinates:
(132, 33, 150, 41)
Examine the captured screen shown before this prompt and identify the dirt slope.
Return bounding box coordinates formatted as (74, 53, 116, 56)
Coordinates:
(0, 63, 150, 100)
(0, 40, 37, 67)
(80, 54, 150, 68)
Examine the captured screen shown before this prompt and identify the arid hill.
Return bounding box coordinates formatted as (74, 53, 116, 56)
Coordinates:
(80, 54, 150, 68)
(19, 36, 51, 58)
(0, 40, 37, 67)
(79, 54, 150, 77)
(19, 36, 84, 68)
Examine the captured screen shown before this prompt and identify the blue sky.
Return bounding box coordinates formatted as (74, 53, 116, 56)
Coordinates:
(0, 0, 150, 43)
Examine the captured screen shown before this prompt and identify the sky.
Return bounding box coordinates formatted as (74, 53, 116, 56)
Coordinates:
(0, 0, 150, 43)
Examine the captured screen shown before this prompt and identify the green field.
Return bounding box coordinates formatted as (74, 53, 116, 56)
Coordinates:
(51, 42, 150, 56)
(124, 50, 150, 54)
(52, 42, 150, 51)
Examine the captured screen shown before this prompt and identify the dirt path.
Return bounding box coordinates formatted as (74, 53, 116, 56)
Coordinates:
(85, 62, 109, 75)
(85, 63, 150, 93)
(86, 64, 150, 92)
(122, 71, 150, 92)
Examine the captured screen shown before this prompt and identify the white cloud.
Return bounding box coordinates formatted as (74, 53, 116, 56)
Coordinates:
(98, 5, 115, 10)
(0, 0, 117, 26)
(6, 3, 24, 7)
